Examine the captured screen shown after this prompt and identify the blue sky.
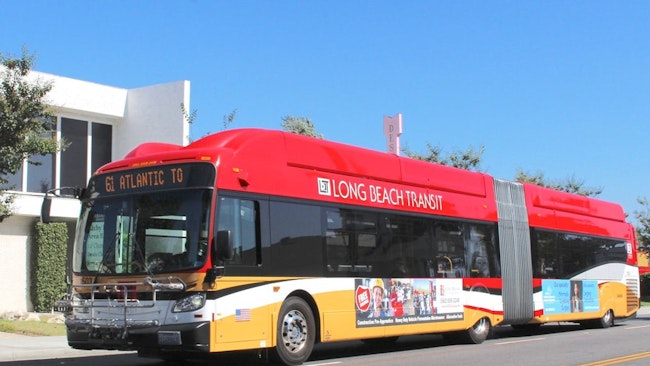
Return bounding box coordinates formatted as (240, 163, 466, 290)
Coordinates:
(2, 1, 649, 220)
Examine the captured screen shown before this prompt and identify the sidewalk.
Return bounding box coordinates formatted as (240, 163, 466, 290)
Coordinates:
(1, 307, 649, 362)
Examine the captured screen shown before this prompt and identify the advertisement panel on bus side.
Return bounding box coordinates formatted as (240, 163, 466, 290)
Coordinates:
(541, 279, 600, 314)
(354, 278, 464, 328)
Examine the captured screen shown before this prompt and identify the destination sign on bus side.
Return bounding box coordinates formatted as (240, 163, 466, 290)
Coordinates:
(90, 163, 215, 196)
(317, 177, 443, 212)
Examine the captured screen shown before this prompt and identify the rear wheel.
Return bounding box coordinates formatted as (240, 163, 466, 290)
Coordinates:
(581, 309, 614, 329)
(599, 309, 614, 328)
(273, 297, 315, 366)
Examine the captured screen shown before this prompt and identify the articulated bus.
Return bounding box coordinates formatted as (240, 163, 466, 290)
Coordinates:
(60, 128, 639, 365)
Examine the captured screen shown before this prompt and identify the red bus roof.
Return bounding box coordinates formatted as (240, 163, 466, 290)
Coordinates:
(99, 128, 632, 240)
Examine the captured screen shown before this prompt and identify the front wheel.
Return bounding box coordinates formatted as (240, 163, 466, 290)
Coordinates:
(273, 297, 316, 366)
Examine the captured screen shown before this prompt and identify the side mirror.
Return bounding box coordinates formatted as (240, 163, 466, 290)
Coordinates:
(214, 230, 234, 261)
(41, 195, 52, 223)
(205, 230, 232, 284)
(40, 187, 83, 224)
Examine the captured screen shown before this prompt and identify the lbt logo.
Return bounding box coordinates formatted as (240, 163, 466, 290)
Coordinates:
(317, 178, 331, 196)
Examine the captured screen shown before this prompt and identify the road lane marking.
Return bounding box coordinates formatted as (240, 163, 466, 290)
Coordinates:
(624, 324, 650, 330)
(495, 337, 546, 346)
(579, 351, 650, 366)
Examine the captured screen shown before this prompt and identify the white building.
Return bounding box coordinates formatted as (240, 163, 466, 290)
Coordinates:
(0, 71, 190, 312)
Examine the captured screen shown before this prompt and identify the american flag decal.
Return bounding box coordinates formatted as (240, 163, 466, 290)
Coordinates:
(235, 308, 251, 322)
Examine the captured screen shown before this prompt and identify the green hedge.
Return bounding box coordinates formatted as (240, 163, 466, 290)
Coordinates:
(642, 272, 650, 301)
(31, 222, 68, 312)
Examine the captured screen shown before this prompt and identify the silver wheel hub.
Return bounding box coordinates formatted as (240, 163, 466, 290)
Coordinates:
(281, 310, 308, 353)
(604, 310, 613, 324)
(474, 318, 488, 334)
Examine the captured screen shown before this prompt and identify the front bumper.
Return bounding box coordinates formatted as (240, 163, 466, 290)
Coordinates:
(66, 319, 210, 353)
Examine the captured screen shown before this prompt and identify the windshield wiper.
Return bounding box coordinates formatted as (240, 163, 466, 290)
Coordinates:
(93, 227, 120, 284)
(130, 208, 157, 276)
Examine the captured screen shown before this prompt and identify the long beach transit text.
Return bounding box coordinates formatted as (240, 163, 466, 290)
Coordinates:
(318, 177, 443, 211)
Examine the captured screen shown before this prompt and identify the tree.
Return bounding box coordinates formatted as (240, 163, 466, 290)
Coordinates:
(0, 48, 61, 220)
(184, 106, 238, 141)
(222, 108, 238, 130)
(635, 197, 650, 250)
(401, 143, 485, 171)
(515, 169, 602, 197)
(281, 116, 324, 138)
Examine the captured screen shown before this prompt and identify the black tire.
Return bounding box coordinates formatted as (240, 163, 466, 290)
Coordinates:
(581, 309, 614, 329)
(453, 317, 491, 344)
(273, 297, 316, 366)
(468, 317, 491, 343)
(442, 318, 492, 344)
(596, 309, 614, 328)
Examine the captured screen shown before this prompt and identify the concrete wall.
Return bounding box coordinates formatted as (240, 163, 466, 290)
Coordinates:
(36, 72, 128, 121)
(115, 80, 190, 159)
(0, 216, 36, 312)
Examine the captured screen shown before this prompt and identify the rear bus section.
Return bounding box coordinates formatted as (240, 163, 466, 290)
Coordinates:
(511, 182, 639, 329)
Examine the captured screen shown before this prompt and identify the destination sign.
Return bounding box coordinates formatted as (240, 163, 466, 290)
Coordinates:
(87, 163, 215, 197)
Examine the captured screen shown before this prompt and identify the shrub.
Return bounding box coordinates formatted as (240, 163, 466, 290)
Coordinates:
(641, 272, 650, 301)
(31, 222, 68, 312)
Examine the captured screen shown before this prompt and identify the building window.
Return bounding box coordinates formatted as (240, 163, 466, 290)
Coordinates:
(60, 118, 89, 188)
(3, 166, 23, 191)
(26, 116, 57, 192)
(26, 154, 55, 193)
(6, 117, 113, 194)
(91, 122, 112, 173)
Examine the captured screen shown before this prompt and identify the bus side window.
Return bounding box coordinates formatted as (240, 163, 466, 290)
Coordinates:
(325, 209, 378, 275)
(217, 197, 260, 266)
(466, 224, 494, 278)
(326, 209, 353, 274)
(269, 201, 323, 275)
(532, 230, 556, 278)
(434, 222, 464, 278)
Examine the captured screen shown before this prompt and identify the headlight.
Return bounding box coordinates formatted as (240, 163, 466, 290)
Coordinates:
(173, 292, 206, 313)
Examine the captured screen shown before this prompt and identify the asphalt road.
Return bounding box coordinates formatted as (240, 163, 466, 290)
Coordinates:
(2, 309, 649, 366)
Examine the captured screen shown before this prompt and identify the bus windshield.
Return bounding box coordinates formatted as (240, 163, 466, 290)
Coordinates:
(73, 189, 212, 275)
